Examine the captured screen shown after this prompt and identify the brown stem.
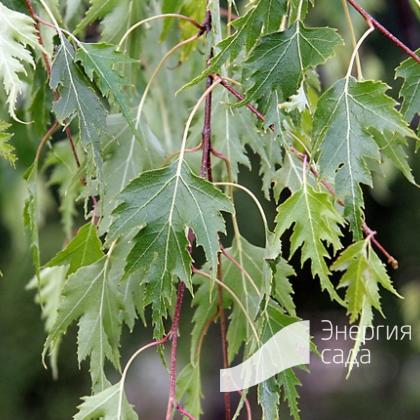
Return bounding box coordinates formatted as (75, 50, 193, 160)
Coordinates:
(64, 126, 81, 168)
(238, 391, 253, 420)
(346, 0, 420, 63)
(199, 15, 232, 418)
(200, 74, 214, 179)
(165, 281, 186, 420)
(176, 404, 196, 420)
(217, 76, 399, 269)
(217, 254, 231, 420)
(24, 0, 52, 76)
(35, 122, 60, 161)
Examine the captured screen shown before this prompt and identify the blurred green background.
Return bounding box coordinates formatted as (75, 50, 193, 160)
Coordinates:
(0, 0, 419, 419)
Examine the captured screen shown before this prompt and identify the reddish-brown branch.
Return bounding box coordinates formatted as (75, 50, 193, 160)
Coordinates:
(165, 281, 186, 420)
(217, 254, 231, 420)
(176, 404, 196, 420)
(346, 0, 419, 63)
(64, 126, 81, 168)
(200, 74, 214, 179)
(217, 76, 399, 269)
(24, 0, 52, 76)
(35, 122, 60, 161)
(239, 391, 253, 420)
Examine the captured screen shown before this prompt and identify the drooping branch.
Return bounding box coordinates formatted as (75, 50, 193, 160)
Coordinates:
(346, 0, 420, 63)
(216, 76, 399, 269)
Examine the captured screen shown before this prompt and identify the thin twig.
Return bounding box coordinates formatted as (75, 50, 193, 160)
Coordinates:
(199, 12, 232, 417)
(346, 0, 420, 63)
(35, 122, 60, 161)
(200, 74, 214, 179)
(217, 254, 231, 420)
(217, 76, 399, 269)
(341, 0, 363, 79)
(165, 281, 186, 420)
(64, 126, 81, 168)
(176, 404, 196, 420)
(24, 0, 52, 76)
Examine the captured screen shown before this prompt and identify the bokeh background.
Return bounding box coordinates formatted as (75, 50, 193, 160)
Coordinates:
(0, 0, 419, 418)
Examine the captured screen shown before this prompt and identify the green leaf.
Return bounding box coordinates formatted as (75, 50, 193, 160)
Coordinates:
(23, 162, 41, 281)
(176, 363, 202, 419)
(0, 121, 16, 166)
(275, 182, 345, 302)
(223, 237, 267, 362)
(28, 62, 53, 137)
(332, 240, 401, 322)
(277, 368, 302, 420)
(332, 239, 401, 375)
(50, 38, 107, 171)
(313, 78, 414, 236)
(27, 266, 68, 378)
(0, 2, 38, 119)
(75, 43, 140, 140)
(288, 0, 314, 24)
(75, 0, 119, 34)
(272, 258, 296, 316)
(45, 223, 104, 275)
(99, 114, 164, 234)
(44, 140, 81, 239)
(395, 49, 420, 123)
(74, 382, 137, 420)
(258, 377, 280, 420)
(258, 301, 303, 420)
(190, 274, 218, 362)
(110, 162, 233, 335)
(369, 128, 416, 185)
(243, 23, 342, 103)
(44, 257, 124, 391)
(186, 0, 287, 87)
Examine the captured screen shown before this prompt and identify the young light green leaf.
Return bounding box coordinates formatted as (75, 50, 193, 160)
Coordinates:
(75, 43, 140, 140)
(275, 182, 345, 303)
(44, 257, 124, 391)
(0, 2, 38, 120)
(50, 38, 107, 170)
(272, 258, 296, 316)
(27, 266, 68, 378)
(244, 23, 343, 103)
(110, 162, 233, 335)
(45, 223, 104, 275)
(0, 121, 16, 166)
(395, 49, 420, 122)
(313, 78, 414, 236)
(332, 240, 401, 323)
(23, 162, 41, 281)
(277, 368, 302, 420)
(332, 239, 401, 375)
(74, 382, 137, 420)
